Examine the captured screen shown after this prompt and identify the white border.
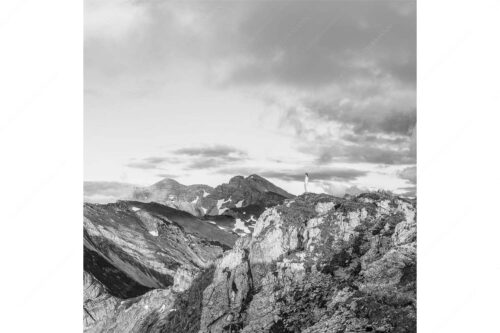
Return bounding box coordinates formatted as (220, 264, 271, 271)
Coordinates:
(418, 0, 500, 332)
(1, 0, 500, 331)
(1, 0, 82, 331)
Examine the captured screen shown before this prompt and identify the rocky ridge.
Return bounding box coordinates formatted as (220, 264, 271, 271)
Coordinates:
(83, 200, 236, 313)
(85, 175, 294, 237)
(132, 175, 294, 218)
(84, 191, 416, 333)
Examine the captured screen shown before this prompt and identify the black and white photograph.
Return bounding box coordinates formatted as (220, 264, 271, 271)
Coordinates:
(83, 1, 416, 332)
(3, 0, 500, 332)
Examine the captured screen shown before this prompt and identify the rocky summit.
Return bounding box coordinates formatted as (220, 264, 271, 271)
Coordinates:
(132, 175, 295, 218)
(84, 190, 416, 333)
(83, 175, 292, 217)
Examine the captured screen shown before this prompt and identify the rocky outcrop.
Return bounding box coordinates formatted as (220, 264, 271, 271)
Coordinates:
(198, 191, 416, 333)
(202, 175, 294, 216)
(84, 191, 416, 333)
(84, 200, 236, 293)
(84, 270, 178, 333)
(83, 200, 239, 332)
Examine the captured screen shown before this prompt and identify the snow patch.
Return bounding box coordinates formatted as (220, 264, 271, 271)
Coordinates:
(233, 218, 251, 234)
(202, 190, 210, 197)
(217, 198, 231, 214)
(149, 230, 158, 237)
(235, 200, 244, 208)
(191, 196, 199, 204)
(131, 207, 140, 212)
(201, 207, 207, 215)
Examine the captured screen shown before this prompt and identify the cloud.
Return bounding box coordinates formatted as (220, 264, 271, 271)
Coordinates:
(174, 145, 247, 159)
(261, 168, 367, 182)
(304, 101, 416, 136)
(314, 143, 415, 165)
(345, 185, 369, 196)
(84, 181, 136, 203)
(86, 1, 415, 91)
(224, 1, 415, 89)
(156, 173, 177, 179)
(172, 145, 248, 170)
(87, 1, 416, 191)
(143, 157, 169, 164)
(397, 186, 416, 197)
(126, 145, 248, 171)
(398, 166, 416, 184)
(281, 101, 416, 165)
(317, 182, 372, 197)
(216, 166, 366, 182)
(125, 162, 160, 170)
(342, 133, 407, 145)
(85, 0, 149, 40)
(125, 156, 176, 170)
(226, 1, 417, 167)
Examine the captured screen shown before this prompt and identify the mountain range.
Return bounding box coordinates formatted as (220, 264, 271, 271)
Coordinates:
(131, 174, 294, 217)
(83, 176, 416, 332)
(85, 175, 294, 236)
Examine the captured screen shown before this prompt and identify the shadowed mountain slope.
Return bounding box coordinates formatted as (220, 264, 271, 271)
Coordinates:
(84, 200, 236, 299)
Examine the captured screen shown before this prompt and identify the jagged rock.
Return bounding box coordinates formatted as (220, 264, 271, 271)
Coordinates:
(84, 191, 416, 333)
(84, 270, 178, 333)
(84, 271, 119, 330)
(198, 192, 416, 333)
(84, 200, 236, 293)
(83, 199, 235, 332)
(202, 175, 294, 216)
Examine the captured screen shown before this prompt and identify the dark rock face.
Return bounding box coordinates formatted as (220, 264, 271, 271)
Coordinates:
(84, 269, 177, 332)
(84, 247, 153, 299)
(204, 175, 294, 214)
(84, 271, 119, 330)
(83, 200, 237, 331)
(84, 200, 236, 288)
(84, 191, 416, 333)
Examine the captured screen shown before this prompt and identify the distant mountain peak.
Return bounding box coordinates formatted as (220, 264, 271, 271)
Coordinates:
(85, 174, 294, 217)
(247, 174, 264, 180)
(229, 175, 245, 183)
(151, 178, 182, 187)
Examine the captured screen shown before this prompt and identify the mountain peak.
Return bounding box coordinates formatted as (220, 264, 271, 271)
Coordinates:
(151, 178, 183, 189)
(246, 174, 265, 180)
(229, 175, 245, 183)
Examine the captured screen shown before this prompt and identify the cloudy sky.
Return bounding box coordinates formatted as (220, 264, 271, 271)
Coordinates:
(84, 0, 416, 197)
